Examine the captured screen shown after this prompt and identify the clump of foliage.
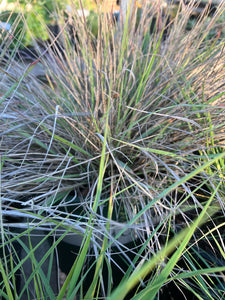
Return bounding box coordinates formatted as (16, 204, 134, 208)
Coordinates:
(0, 0, 98, 47)
(0, 0, 66, 45)
(1, 1, 225, 299)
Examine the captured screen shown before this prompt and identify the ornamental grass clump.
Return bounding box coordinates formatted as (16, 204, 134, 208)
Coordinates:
(1, 1, 225, 299)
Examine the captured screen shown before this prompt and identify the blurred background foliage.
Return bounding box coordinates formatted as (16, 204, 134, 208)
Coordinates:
(1, 0, 99, 46)
(1, 1, 224, 47)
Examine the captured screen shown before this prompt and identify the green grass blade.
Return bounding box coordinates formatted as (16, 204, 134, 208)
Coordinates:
(0, 259, 14, 300)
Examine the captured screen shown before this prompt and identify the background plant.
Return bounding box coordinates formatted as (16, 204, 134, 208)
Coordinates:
(0, 0, 98, 47)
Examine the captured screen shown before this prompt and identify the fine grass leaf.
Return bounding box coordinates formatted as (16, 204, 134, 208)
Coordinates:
(0, 259, 14, 300)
